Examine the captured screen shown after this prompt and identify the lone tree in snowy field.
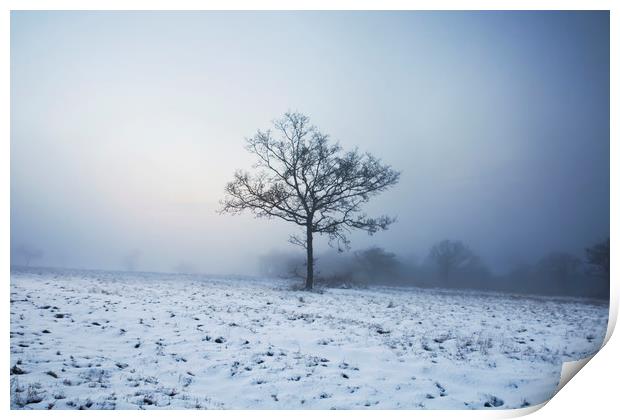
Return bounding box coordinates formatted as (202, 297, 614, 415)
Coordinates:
(220, 112, 400, 290)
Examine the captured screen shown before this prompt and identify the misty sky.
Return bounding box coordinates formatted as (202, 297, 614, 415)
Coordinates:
(10, 11, 609, 275)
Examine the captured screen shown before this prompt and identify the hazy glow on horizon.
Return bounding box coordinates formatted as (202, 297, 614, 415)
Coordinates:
(11, 11, 609, 275)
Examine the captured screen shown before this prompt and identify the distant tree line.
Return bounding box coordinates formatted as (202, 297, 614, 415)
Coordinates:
(258, 238, 610, 299)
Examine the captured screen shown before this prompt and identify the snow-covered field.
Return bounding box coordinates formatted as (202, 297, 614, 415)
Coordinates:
(10, 267, 608, 410)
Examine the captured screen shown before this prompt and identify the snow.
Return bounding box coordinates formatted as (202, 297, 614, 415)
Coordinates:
(10, 267, 608, 410)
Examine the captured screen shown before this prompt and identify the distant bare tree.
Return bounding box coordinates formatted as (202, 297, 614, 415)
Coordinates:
(427, 240, 480, 285)
(585, 238, 610, 279)
(534, 252, 583, 294)
(354, 247, 401, 285)
(13, 244, 43, 267)
(220, 112, 400, 290)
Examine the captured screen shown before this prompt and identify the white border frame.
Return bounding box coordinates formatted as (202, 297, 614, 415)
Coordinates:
(2, 2, 616, 419)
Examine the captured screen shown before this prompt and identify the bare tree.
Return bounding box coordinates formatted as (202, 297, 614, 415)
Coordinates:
(220, 112, 400, 289)
(534, 252, 584, 294)
(427, 240, 484, 286)
(13, 244, 43, 267)
(354, 247, 402, 285)
(585, 238, 610, 279)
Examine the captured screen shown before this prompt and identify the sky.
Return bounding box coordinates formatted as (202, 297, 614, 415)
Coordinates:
(10, 11, 609, 275)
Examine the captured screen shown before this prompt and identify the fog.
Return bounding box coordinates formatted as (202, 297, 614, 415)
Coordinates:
(11, 11, 609, 282)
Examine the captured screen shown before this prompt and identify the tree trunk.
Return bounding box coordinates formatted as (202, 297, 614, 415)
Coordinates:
(305, 225, 314, 290)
